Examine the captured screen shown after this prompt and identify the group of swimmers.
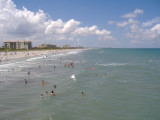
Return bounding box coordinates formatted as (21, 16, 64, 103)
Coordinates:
(24, 56, 85, 99)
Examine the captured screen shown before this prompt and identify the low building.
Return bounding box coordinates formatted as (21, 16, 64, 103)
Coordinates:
(3, 41, 32, 49)
(40, 44, 57, 49)
(62, 44, 71, 48)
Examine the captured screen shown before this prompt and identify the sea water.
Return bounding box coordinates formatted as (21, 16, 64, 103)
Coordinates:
(0, 48, 160, 120)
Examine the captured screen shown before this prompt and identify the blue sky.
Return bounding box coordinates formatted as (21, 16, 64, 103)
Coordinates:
(0, 0, 160, 48)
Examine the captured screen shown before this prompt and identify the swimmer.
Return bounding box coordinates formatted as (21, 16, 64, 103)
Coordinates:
(54, 65, 56, 70)
(46, 91, 48, 96)
(54, 84, 56, 89)
(81, 92, 85, 96)
(41, 94, 44, 98)
(50, 90, 55, 96)
(41, 80, 45, 85)
(24, 79, 27, 84)
(28, 71, 30, 75)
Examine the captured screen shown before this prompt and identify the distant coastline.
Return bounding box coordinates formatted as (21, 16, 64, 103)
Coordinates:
(0, 48, 86, 62)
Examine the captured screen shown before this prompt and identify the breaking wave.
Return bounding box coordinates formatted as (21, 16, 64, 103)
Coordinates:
(96, 63, 128, 67)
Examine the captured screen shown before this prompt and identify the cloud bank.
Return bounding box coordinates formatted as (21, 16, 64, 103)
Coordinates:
(0, 0, 113, 46)
(109, 9, 160, 45)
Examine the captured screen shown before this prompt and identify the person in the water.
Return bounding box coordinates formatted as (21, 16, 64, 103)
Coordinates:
(24, 79, 27, 84)
(41, 80, 45, 86)
(50, 90, 55, 96)
(81, 92, 85, 96)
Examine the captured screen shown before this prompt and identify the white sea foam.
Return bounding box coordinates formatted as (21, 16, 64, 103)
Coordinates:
(96, 63, 128, 67)
(71, 74, 76, 81)
(67, 51, 79, 55)
(26, 56, 46, 62)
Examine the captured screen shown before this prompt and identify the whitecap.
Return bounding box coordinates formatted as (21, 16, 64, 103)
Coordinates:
(26, 56, 45, 62)
(96, 63, 128, 67)
(71, 74, 76, 81)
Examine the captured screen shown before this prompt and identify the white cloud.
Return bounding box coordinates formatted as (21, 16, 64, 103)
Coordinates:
(116, 21, 128, 27)
(116, 18, 139, 27)
(74, 25, 112, 40)
(142, 17, 160, 27)
(124, 23, 160, 42)
(110, 8, 160, 45)
(0, 0, 113, 45)
(121, 9, 143, 18)
(151, 24, 160, 35)
(108, 20, 115, 25)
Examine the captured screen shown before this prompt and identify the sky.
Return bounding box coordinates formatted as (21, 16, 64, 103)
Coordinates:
(0, 0, 160, 48)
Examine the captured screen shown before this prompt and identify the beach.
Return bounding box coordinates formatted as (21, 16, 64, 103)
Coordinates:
(0, 49, 79, 62)
(0, 48, 160, 120)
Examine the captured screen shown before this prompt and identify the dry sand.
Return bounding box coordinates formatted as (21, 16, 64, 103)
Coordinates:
(0, 49, 75, 62)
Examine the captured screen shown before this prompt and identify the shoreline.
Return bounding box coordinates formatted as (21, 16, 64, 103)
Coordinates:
(0, 49, 84, 63)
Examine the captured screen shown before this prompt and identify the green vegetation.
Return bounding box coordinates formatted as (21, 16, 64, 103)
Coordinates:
(0, 47, 84, 52)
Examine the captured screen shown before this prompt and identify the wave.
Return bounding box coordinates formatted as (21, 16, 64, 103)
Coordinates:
(96, 63, 128, 67)
(26, 56, 46, 62)
(50, 50, 82, 58)
(66, 51, 80, 55)
(71, 74, 76, 81)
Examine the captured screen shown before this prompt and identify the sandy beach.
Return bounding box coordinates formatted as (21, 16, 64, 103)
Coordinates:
(0, 49, 77, 62)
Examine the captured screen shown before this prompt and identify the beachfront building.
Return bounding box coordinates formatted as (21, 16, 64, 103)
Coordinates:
(62, 44, 71, 48)
(3, 41, 32, 49)
(39, 44, 57, 49)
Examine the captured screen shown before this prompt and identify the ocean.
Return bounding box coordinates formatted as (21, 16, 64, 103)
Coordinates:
(0, 48, 160, 120)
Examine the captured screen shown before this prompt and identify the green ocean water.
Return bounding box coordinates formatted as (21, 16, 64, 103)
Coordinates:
(0, 48, 160, 120)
